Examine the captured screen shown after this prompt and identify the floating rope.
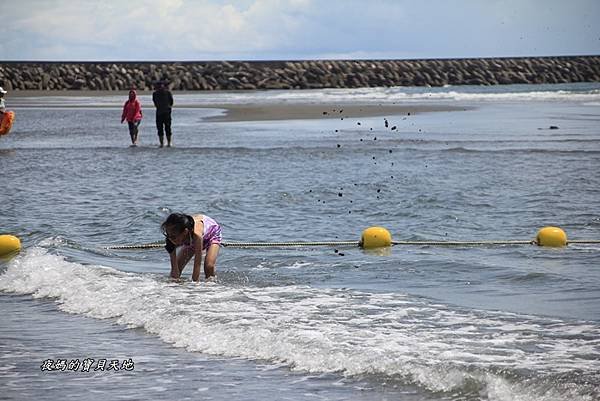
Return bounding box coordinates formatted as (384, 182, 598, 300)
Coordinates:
(391, 240, 534, 246)
(103, 239, 600, 250)
(105, 240, 359, 250)
(105, 242, 163, 250)
(223, 240, 359, 248)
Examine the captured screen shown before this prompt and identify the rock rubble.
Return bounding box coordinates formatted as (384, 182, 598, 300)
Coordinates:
(1, 56, 598, 91)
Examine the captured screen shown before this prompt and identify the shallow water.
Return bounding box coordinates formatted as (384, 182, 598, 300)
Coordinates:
(1, 83, 600, 400)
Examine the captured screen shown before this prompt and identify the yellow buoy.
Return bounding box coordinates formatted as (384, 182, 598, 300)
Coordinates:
(360, 226, 392, 249)
(535, 226, 567, 247)
(0, 234, 21, 257)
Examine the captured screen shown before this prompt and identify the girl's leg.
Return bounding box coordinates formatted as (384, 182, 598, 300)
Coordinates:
(203, 244, 220, 278)
(128, 122, 136, 145)
(133, 121, 140, 144)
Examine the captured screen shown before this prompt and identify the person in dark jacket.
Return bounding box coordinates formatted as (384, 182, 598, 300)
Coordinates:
(152, 81, 174, 147)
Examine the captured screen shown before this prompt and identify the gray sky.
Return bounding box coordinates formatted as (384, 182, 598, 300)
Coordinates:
(1, 0, 599, 61)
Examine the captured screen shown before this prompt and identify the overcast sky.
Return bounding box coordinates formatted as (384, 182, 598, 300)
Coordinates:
(1, 0, 599, 61)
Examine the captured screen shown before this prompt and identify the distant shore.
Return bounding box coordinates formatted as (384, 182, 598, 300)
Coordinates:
(1, 56, 598, 92)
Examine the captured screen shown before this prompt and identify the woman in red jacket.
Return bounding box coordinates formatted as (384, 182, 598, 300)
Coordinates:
(121, 89, 143, 146)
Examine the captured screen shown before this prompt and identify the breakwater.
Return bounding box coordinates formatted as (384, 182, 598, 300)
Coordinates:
(1, 56, 598, 91)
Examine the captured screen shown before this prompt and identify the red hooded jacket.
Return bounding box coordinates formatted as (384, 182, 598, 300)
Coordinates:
(121, 90, 143, 123)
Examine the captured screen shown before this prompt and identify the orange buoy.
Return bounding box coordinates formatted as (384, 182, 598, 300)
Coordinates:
(0, 111, 15, 136)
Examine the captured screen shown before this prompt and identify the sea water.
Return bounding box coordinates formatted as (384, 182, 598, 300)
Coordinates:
(1, 83, 599, 401)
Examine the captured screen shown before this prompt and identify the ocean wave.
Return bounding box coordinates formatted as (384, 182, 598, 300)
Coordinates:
(442, 147, 600, 155)
(11, 84, 600, 108)
(1, 247, 599, 400)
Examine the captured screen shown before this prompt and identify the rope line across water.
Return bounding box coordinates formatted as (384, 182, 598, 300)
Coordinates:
(392, 240, 534, 246)
(103, 239, 600, 250)
(104, 241, 360, 250)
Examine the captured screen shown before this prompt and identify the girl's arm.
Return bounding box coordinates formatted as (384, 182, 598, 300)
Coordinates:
(191, 220, 204, 282)
(169, 251, 180, 279)
(135, 100, 142, 119)
(121, 102, 128, 123)
(192, 236, 203, 281)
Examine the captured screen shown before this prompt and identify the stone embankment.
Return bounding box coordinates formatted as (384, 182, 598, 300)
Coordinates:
(0, 56, 598, 91)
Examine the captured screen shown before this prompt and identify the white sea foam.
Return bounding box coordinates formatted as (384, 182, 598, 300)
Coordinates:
(1, 247, 598, 400)
(12, 84, 600, 108)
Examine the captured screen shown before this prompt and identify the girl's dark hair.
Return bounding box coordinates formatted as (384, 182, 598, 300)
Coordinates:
(161, 213, 194, 236)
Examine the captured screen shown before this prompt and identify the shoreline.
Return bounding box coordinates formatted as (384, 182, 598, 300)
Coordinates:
(8, 90, 469, 122)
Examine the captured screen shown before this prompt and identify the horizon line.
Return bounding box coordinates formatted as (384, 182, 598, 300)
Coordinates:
(1, 54, 599, 64)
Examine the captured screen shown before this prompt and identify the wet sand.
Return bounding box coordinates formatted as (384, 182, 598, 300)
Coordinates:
(204, 103, 466, 122)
